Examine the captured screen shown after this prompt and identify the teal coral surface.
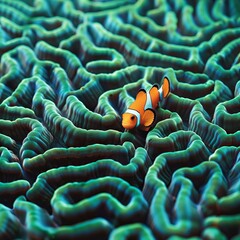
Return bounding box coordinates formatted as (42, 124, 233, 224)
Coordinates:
(0, 0, 240, 239)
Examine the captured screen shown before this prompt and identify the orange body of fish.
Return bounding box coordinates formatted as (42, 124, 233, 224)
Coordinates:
(122, 77, 170, 131)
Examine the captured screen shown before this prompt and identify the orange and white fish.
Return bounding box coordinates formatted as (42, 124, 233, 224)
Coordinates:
(122, 77, 170, 131)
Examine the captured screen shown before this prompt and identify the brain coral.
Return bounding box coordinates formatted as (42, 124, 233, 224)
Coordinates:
(0, 0, 239, 239)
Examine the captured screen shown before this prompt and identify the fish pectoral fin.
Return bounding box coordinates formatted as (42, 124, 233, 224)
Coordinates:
(162, 77, 170, 98)
(142, 108, 156, 127)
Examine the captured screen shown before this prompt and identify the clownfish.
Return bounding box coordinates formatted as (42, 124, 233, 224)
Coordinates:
(122, 77, 170, 131)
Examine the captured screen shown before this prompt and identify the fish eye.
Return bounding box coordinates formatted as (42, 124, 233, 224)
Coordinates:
(131, 116, 135, 120)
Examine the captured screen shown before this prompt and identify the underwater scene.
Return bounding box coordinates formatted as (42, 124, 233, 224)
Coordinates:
(0, 0, 240, 239)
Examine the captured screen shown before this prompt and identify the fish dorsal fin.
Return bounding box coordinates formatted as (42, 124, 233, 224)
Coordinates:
(131, 89, 147, 110)
(162, 77, 170, 98)
(142, 108, 156, 127)
(149, 84, 159, 96)
(151, 84, 159, 90)
(135, 89, 146, 101)
(149, 84, 159, 109)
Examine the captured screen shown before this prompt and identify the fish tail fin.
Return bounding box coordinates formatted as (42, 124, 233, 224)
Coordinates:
(159, 77, 170, 100)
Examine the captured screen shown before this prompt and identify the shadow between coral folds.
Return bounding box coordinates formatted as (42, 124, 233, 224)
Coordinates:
(26, 142, 151, 211)
(14, 196, 113, 240)
(147, 161, 227, 238)
(143, 131, 210, 203)
(51, 177, 148, 226)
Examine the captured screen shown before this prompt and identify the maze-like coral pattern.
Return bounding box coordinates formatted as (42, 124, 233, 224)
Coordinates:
(0, 0, 240, 239)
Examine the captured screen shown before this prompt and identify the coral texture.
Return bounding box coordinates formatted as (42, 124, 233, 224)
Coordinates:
(0, 0, 239, 239)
